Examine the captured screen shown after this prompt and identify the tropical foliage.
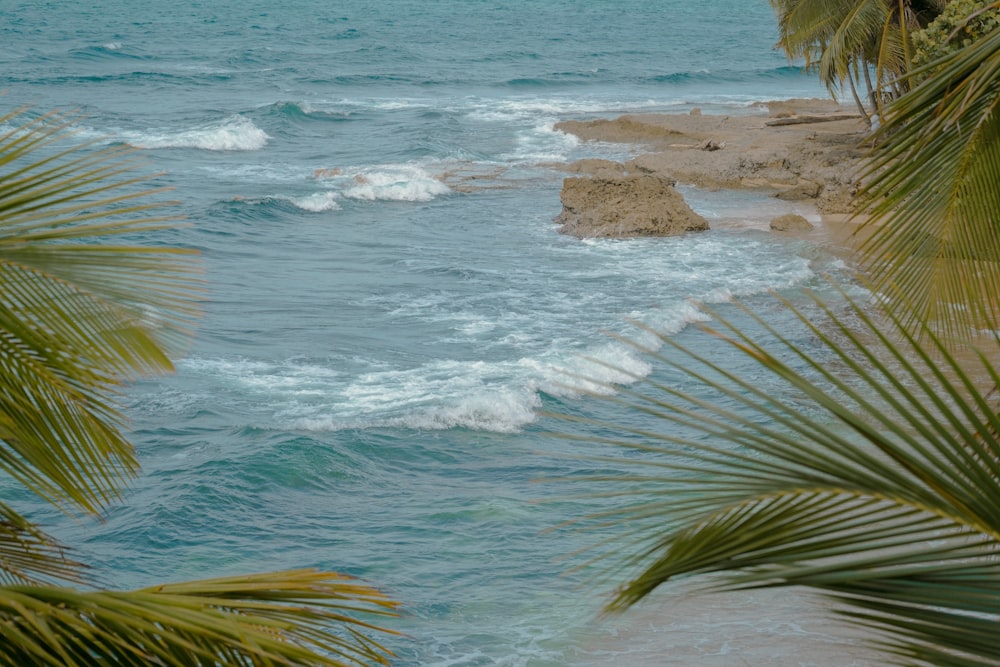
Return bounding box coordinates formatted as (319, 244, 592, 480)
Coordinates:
(557, 5, 1000, 666)
(857, 10, 1000, 340)
(911, 0, 1000, 71)
(769, 0, 946, 120)
(0, 106, 398, 665)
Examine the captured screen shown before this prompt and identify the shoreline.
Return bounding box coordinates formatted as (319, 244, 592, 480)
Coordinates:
(552, 98, 871, 248)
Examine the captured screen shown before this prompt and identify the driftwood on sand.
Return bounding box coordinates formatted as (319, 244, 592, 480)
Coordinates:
(764, 114, 862, 126)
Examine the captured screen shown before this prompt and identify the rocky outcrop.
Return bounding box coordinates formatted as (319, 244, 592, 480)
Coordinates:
(554, 106, 867, 215)
(770, 213, 814, 232)
(555, 171, 709, 239)
(774, 179, 821, 201)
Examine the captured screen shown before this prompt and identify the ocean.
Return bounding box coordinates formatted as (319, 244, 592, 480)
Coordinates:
(1, 1, 869, 664)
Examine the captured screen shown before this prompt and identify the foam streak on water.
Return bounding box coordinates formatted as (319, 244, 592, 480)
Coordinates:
(0, 1, 869, 665)
(122, 116, 270, 151)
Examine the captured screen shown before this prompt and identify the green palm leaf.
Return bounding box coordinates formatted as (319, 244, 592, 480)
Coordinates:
(0, 569, 399, 666)
(0, 107, 201, 514)
(770, 0, 943, 110)
(0, 502, 83, 586)
(819, 0, 887, 84)
(554, 289, 1000, 664)
(857, 23, 1000, 340)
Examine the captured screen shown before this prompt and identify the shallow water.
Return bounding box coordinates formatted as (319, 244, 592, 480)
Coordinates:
(1, 2, 876, 664)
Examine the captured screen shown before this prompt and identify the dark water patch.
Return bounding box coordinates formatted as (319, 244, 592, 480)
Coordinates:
(331, 27, 363, 39)
(648, 64, 809, 86)
(327, 73, 420, 86)
(11, 69, 232, 87)
(504, 76, 592, 88)
(271, 101, 355, 122)
(222, 430, 367, 488)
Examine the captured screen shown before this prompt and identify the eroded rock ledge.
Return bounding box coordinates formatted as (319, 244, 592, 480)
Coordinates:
(555, 166, 709, 239)
(554, 100, 868, 219)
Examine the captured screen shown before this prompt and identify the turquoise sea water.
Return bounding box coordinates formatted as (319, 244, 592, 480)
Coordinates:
(2, 2, 866, 664)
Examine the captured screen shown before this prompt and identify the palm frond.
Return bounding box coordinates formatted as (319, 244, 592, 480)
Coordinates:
(819, 0, 887, 85)
(554, 289, 1000, 665)
(0, 569, 400, 666)
(0, 502, 84, 586)
(0, 107, 202, 514)
(857, 26, 1000, 340)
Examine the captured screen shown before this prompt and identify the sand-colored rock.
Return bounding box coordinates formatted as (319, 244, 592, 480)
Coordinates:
(554, 99, 869, 215)
(555, 172, 709, 239)
(770, 213, 814, 232)
(774, 178, 822, 201)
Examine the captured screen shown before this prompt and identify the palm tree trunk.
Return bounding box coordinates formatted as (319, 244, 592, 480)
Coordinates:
(898, 0, 912, 73)
(847, 69, 871, 126)
(863, 63, 879, 115)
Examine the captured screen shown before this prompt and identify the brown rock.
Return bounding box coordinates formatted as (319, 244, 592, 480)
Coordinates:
(554, 103, 868, 199)
(555, 116, 687, 146)
(774, 179, 821, 201)
(770, 213, 814, 233)
(555, 174, 709, 239)
(561, 158, 626, 176)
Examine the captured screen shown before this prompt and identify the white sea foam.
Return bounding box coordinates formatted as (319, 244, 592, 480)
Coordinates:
(465, 97, 669, 121)
(502, 122, 581, 162)
(229, 192, 341, 213)
(335, 98, 432, 111)
(175, 223, 820, 435)
(534, 342, 653, 397)
(276, 358, 546, 433)
(385, 387, 541, 433)
(625, 301, 713, 350)
(181, 346, 653, 434)
(287, 191, 341, 212)
(338, 165, 451, 202)
(123, 116, 269, 151)
(371, 99, 433, 111)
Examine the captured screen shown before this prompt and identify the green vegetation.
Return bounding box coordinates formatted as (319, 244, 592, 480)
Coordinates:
(859, 19, 1000, 340)
(0, 106, 398, 666)
(912, 0, 1000, 71)
(769, 0, 946, 121)
(559, 3, 1000, 665)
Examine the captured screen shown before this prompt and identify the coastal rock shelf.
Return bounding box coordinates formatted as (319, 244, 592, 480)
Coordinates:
(554, 100, 869, 228)
(555, 171, 709, 239)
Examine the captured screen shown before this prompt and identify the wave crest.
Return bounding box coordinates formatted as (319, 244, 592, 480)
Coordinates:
(314, 164, 451, 202)
(124, 116, 269, 151)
